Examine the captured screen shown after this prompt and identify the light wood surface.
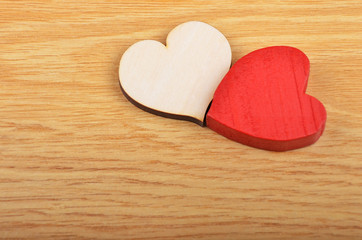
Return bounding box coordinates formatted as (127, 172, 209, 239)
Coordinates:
(0, 1, 361, 239)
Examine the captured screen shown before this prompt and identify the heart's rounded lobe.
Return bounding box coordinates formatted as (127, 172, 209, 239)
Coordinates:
(206, 46, 327, 151)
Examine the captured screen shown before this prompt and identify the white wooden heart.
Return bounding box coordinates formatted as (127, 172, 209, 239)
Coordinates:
(119, 21, 232, 125)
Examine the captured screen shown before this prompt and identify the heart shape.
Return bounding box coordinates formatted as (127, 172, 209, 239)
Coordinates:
(206, 46, 327, 151)
(119, 21, 232, 125)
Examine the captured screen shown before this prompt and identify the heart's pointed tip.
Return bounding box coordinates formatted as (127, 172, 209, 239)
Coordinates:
(207, 113, 326, 151)
(120, 81, 206, 127)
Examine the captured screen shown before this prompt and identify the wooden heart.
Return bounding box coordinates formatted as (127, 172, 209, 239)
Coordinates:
(119, 21, 232, 125)
(206, 46, 327, 151)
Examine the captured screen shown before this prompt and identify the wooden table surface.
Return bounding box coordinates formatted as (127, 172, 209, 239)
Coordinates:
(1, 1, 361, 239)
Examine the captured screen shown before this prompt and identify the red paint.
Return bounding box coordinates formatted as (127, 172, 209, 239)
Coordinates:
(206, 46, 327, 151)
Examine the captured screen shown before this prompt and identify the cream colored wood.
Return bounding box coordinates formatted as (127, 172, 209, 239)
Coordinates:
(119, 21, 232, 124)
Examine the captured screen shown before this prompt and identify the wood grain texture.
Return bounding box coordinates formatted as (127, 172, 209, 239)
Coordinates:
(0, 1, 361, 239)
(207, 46, 327, 151)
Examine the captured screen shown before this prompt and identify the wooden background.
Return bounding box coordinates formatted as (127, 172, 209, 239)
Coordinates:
(1, 1, 361, 239)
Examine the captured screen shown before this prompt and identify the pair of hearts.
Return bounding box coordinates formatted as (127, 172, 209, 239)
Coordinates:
(119, 21, 326, 151)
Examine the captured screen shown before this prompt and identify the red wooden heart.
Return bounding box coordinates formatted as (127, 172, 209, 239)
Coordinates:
(206, 46, 327, 151)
